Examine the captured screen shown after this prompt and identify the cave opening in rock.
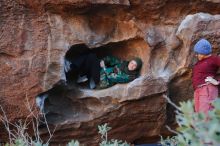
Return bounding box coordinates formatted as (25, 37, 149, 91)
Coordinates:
(36, 38, 149, 126)
(64, 39, 148, 89)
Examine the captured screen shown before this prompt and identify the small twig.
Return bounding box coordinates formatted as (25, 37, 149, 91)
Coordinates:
(32, 117, 40, 143)
(163, 94, 181, 111)
(25, 92, 56, 144)
(24, 93, 43, 143)
(0, 105, 13, 144)
(46, 125, 57, 144)
(25, 93, 38, 120)
(165, 125, 179, 135)
(42, 112, 51, 137)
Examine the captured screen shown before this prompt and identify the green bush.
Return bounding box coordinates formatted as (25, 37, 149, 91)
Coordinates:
(67, 123, 130, 146)
(161, 98, 220, 146)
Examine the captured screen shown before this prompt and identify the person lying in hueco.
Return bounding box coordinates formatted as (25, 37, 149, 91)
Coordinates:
(97, 55, 143, 89)
(67, 53, 143, 89)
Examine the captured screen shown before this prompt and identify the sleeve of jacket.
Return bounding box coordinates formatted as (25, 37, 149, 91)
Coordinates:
(102, 56, 122, 67)
(107, 72, 131, 83)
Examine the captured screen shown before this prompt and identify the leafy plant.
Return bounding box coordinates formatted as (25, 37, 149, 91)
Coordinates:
(161, 97, 220, 146)
(160, 136, 178, 146)
(98, 123, 112, 143)
(67, 140, 80, 146)
(66, 123, 130, 146)
(14, 139, 26, 146)
(98, 123, 130, 146)
(33, 141, 49, 146)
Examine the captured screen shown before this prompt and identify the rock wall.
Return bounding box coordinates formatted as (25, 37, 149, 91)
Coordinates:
(1, 0, 220, 145)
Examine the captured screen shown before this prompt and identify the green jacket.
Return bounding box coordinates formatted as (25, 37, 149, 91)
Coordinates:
(98, 56, 132, 89)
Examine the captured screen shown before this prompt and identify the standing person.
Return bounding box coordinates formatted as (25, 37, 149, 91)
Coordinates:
(192, 38, 220, 114)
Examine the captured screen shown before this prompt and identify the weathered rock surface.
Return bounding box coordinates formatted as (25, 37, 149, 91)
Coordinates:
(1, 0, 220, 145)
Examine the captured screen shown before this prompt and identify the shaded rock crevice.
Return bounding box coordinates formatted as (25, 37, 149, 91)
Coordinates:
(39, 93, 166, 145)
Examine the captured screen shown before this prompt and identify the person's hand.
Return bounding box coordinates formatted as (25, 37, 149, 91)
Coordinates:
(205, 76, 219, 85)
(100, 60, 105, 68)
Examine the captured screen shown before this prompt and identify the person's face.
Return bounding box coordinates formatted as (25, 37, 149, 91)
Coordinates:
(195, 53, 206, 61)
(128, 60, 137, 71)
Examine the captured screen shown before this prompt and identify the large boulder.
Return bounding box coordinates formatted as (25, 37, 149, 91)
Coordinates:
(1, 0, 220, 145)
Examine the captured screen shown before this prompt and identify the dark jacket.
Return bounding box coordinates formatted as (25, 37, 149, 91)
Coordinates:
(98, 56, 135, 89)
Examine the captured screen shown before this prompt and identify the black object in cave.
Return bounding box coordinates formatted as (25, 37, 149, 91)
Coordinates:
(64, 44, 101, 88)
(64, 44, 91, 84)
(65, 44, 91, 61)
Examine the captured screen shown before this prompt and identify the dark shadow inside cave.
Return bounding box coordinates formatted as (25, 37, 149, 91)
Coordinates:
(64, 43, 92, 86)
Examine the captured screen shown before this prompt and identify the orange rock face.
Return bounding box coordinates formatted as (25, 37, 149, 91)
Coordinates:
(1, 0, 220, 145)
